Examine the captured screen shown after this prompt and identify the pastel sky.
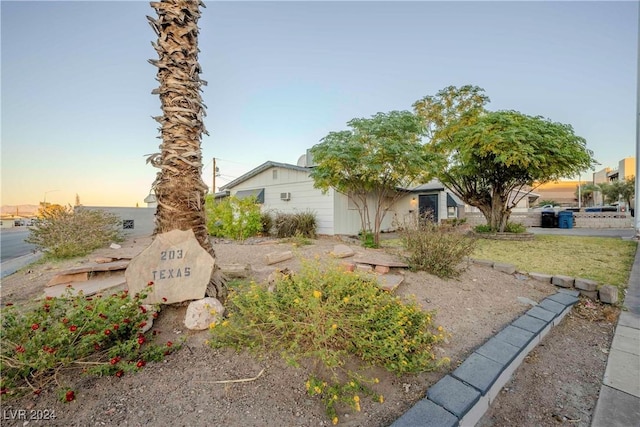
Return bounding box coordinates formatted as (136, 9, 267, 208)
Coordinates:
(1, 0, 638, 207)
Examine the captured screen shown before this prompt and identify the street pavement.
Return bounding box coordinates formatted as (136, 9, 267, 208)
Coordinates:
(0, 228, 36, 261)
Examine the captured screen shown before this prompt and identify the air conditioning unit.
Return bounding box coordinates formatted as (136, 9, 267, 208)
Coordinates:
(280, 192, 291, 201)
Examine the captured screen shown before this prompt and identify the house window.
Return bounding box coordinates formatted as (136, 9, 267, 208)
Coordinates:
(235, 188, 265, 204)
(273, 169, 278, 180)
(123, 220, 135, 230)
(347, 195, 359, 210)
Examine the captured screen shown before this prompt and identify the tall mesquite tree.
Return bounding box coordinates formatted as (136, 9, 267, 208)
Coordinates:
(146, 0, 226, 300)
(414, 85, 596, 232)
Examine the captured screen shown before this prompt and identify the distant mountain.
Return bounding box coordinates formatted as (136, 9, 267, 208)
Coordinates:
(1, 205, 40, 216)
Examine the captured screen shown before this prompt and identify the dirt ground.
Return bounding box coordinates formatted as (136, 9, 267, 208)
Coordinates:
(0, 235, 618, 426)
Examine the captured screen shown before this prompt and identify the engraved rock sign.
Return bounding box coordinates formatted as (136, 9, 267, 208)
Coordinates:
(125, 229, 215, 304)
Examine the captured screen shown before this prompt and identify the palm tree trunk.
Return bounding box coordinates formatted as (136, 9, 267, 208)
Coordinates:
(147, 0, 227, 301)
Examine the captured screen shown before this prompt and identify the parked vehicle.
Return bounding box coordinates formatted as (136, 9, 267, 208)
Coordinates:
(533, 204, 562, 212)
(584, 206, 618, 212)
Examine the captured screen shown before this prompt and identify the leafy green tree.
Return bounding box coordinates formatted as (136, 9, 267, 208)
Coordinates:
(414, 85, 596, 232)
(619, 176, 636, 208)
(600, 177, 635, 207)
(310, 111, 439, 246)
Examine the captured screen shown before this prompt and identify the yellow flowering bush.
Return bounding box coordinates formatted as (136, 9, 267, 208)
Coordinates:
(208, 261, 448, 422)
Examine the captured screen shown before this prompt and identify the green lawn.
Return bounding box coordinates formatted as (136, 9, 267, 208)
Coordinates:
(472, 235, 637, 288)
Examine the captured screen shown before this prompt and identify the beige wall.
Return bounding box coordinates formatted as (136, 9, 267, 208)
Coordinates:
(0, 219, 16, 228)
(619, 157, 636, 180)
(534, 181, 579, 206)
(78, 206, 156, 237)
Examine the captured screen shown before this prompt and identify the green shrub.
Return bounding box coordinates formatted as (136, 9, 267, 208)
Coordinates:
(474, 224, 493, 233)
(283, 232, 313, 247)
(274, 211, 317, 238)
(474, 222, 526, 234)
(0, 286, 180, 399)
(205, 195, 262, 241)
(260, 212, 273, 236)
(504, 222, 527, 233)
(25, 206, 124, 259)
(401, 214, 477, 278)
(208, 262, 448, 422)
(359, 230, 377, 248)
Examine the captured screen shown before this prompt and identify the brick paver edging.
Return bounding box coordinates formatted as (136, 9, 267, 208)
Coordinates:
(390, 289, 580, 427)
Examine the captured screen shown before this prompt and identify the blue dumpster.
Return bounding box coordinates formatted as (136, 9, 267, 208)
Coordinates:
(558, 210, 574, 229)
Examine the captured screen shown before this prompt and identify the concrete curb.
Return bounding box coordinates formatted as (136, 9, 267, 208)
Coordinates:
(391, 289, 579, 427)
(0, 252, 44, 280)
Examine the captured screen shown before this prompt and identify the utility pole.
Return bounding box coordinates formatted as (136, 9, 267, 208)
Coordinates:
(578, 174, 581, 209)
(211, 157, 221, 195)
(636, 4, 640, 237)
(212, 157, 216, 194)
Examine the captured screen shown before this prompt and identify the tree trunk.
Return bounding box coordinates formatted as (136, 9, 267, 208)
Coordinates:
(477, 197, 510, 232)
(148, 0, 227, 302)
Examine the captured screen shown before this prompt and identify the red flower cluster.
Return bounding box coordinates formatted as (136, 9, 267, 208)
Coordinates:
(104, 329, 112, 336)
(65, 390, 75, 402)
(31, 323, 39, 331)
(137, 336, 146, 345)
(139, 306, 147, 314)
(42, 345, 56, 354)
(98, 313, 108, 319)
(147, 281, 154, 287)
(15, 345, 25, 354)
(115, 370, 124, 378)
(136, 360, 146, 368)
(110, 356, 121, 365)
(69, 325, 78, 332)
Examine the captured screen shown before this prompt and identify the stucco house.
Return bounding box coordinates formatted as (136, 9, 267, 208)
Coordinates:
(220, 158, 464, 237)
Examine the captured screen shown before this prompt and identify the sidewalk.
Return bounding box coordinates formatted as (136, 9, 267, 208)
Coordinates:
(590, 243, 640, 426)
